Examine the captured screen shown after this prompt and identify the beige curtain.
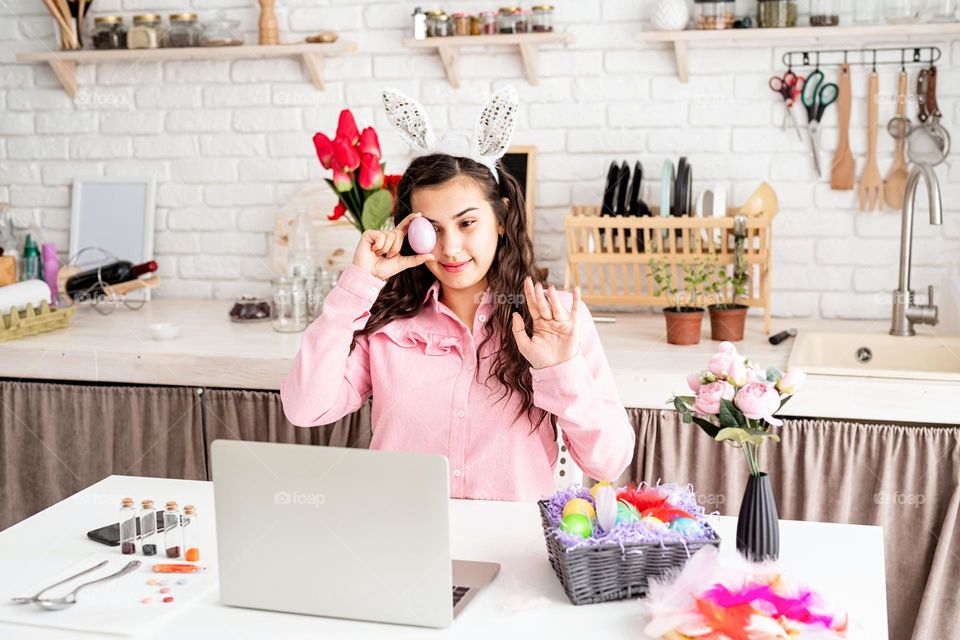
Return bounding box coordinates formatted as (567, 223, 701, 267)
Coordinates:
(201, 388, 372, 450)
(623, 408, 960, 640)
(0, 380, 205, 530)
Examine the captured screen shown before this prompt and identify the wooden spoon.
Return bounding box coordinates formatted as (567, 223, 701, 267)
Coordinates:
(831, 64, 855, 190)
(884, 70, 910, 210)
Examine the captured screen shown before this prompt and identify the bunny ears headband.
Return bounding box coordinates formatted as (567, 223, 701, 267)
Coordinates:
(381, 85, 520, 183)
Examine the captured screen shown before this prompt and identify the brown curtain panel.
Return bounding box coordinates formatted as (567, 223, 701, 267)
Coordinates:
(202, 388, 372, 451)
(0, 380, 205, 530)
(621, 408, 960, 640)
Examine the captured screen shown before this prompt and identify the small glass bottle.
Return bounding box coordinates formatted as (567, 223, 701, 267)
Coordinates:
(119, 497, 137, 555)
(757, 0, 798, 27)
(163, 501, 183, 559)
(140, 499, 158, 556)
(412, 6, 427, 39)
(514, 8, 529, 32)
(182, 505, 200, 562)
(498, 7, 518, 33)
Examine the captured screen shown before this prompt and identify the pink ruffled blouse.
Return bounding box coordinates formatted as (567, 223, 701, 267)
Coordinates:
(280, 263, 636, 502)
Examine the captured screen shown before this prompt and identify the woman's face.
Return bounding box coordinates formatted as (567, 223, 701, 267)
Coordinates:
(411, 175, 504, 290)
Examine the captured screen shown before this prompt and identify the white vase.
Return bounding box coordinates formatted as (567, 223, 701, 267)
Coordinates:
(652, 0, 690, 31)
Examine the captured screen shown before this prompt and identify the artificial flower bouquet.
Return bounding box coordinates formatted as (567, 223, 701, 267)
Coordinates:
(538, 483, 721, 605)
(671, 341, 806, 476)
(643, 546, 848, 639)
(312, 109, 402, 233)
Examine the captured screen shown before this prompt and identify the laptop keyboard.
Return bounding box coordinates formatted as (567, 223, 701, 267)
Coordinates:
(452, 586, 470, 607)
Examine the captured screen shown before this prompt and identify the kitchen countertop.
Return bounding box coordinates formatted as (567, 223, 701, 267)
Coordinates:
(1, 299, 957, 425)
(0, 474, 888, 639)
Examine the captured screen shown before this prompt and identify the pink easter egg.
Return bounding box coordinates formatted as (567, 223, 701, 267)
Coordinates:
(407, 216, 436, 255)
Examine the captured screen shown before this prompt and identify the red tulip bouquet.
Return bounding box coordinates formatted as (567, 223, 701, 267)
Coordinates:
(312, 109, 402, 233)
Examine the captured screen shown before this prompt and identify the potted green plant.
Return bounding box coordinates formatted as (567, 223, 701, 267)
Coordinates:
(706, 251, 750, 342)
(649, 257, 711, 345)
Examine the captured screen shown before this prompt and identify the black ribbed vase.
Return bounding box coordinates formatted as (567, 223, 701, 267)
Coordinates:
(736, 472, 780, 562)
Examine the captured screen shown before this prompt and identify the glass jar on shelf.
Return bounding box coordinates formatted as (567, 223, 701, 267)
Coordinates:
(695, 0, 735, 29)
(883, 0, 923, 23)
(531, 5, 555, 32)
(810, 0, 839, 25)
(127, 14, 161, 49)
(514, 8, 529, 32)
(452, 12, 471, 36)
(200, 12, 243, 46)
(757, 0, 797, 27)
(928, 0, 957, 21)
(480, 11, 498, 34)
(162, 12, 203, 47)
(91, 16, 128, 50)
(852, 0, 880, 23)
(271, 276, 307, 333)
(470, 14, 482, 35)
(497, 7, 519, 33)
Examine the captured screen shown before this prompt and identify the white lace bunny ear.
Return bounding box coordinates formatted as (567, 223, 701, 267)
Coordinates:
(382, 88, 436, 153)
(473, 85, 520, 161)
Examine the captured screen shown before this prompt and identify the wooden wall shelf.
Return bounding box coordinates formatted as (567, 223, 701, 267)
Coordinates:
(401, 32, 574, 88)
(15, 41, 357, 97)
(637, 22, 960, 82)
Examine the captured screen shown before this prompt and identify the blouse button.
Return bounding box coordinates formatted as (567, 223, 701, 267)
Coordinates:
(478, 314, 486, 322)
(456, 409, 465, 418)
(533, 375, 541, 382)
(453, 469, 462, 477)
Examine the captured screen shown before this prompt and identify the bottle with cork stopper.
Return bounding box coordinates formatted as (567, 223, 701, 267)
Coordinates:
(119, 497, 136, 555)
(182, 505, 200, 562)
(163, 501, 182, 559)
(140, 499, 158, 556)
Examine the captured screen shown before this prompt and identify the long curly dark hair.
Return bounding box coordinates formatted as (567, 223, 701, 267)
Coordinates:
(349, 153, 553, 435)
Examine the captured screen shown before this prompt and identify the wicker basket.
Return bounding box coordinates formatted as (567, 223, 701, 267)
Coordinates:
(538, 500, 721, 605)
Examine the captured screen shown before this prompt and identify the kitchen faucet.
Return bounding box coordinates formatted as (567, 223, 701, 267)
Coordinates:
(890, 163, 943, 336)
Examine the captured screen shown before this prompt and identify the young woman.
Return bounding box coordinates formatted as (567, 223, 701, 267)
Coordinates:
(281, 90, 635, 502)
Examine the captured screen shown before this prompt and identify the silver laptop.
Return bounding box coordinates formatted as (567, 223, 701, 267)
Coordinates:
(211, 439, 500, 628)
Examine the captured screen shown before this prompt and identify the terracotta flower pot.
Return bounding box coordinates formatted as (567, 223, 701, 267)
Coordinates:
(663, 307, 704, 345)
(709, 304, 748, 342)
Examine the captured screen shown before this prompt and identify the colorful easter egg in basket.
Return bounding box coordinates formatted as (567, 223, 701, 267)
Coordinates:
(559, 513, 593, 539)
(562, 498, 596, 521)
(668, 517, 702, 536)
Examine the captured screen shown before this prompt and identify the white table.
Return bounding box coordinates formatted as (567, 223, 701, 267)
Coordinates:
(0, 475, 888, 639)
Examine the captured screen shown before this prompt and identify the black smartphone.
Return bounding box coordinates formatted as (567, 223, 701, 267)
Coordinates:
(86, 511, 167, 546)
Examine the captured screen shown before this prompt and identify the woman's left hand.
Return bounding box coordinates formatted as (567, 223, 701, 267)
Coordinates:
(511, 277, 582, 370)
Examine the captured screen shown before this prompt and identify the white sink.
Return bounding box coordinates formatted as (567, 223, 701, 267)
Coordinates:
(787, 331, 960, 382)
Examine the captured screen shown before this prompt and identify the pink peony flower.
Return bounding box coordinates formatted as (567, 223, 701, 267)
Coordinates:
(727, 357, 748, 386)
(776, 369, 807, 395)
(708, 351, 734, 377)
(717, 341, 737, 354)
(735, 382, 783, 425)
(687, 372, 703, 393)
(693, 381, 735, 416)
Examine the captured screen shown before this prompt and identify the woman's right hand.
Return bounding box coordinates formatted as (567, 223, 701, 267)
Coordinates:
(351, 212, 436, 281)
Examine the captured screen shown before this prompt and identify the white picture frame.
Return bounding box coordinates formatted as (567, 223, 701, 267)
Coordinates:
(69, 178, 156, 301)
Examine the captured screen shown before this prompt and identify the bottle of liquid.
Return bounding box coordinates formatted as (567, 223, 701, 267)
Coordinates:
(21, 234, 40, 282)
(140, 499, 158, 556)
(182, 504, 200, 562)
(119, 497, 137, 555)
(41, 243, 59, 307)
(65, 260, 157, 301)
(412, 6, 427, 39)
(163, 501, 182, 559)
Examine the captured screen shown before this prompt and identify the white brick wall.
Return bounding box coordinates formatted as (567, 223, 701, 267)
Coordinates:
(2, 0, 959, 319)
